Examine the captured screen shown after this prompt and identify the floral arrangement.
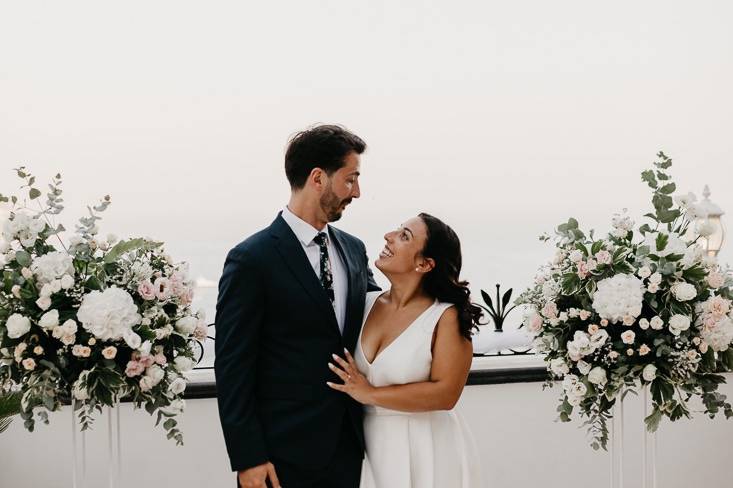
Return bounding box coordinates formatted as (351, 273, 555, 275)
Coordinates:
(0, 168, 208, 444)
(518, 152, 733, 450)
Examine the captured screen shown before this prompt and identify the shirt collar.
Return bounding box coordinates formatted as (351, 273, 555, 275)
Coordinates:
(281, 206, 330, 247)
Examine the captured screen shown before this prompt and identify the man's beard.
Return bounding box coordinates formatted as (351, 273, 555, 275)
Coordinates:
(320, 185, 351, 222)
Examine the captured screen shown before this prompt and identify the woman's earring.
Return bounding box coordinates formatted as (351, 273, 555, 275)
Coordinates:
(415, 267, 420, 272)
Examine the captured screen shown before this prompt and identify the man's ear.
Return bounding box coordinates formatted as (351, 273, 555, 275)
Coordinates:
(308, 167, 325, 189)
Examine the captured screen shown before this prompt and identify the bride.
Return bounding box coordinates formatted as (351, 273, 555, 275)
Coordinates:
(327, 213, 483, 488)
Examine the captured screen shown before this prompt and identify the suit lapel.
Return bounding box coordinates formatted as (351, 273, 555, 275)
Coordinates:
(329, 227, 361, 349)
(270, 214, 340, 335)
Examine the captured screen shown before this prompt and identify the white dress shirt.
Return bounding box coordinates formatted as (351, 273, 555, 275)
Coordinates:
(281, 206, 348, 334)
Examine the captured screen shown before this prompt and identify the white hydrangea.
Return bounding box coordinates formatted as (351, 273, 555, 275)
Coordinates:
(592, 274, 645, 324)
(77, 287, 141, 342)
(30, 251, 75, 284)
(2, 211, 46, 247)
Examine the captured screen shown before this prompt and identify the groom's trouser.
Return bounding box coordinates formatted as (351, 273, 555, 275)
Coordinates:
(236, 415, 363, 488)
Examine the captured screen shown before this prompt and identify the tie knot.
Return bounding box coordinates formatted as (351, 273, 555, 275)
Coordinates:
(313, 232, 328, 247)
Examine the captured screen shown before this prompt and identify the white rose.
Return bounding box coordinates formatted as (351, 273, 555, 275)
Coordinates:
(11, 285, 21, 298)
(39, 309, 60, 330)
(50, 280, 62, 293)
(621, 330, 636, 344)
(576, 360, 592, 375)
(669, 315, 691, 336)
(40, 283, 54, 298)
(638, 266, 652, 279)
(35, 296, 52, 311)
(139, 376, 156, 392)
(123, 330, 142, 350)
(642, 364, 657, 382)
(155, 324, 174, 340)
(145, 364, 165, 386)
(649, 273, 662, 285)
(569, 250, 584, 263)
(60, 274, 74, 289)
(0, 239, 9, 253)
(175, 316, 198, 335)
(672, 282, 697, 302)
(61, 319, 78, 335)
(650, 316, 664, 330)
(707, 272, 725, 289)
(138, 340, 152, 356)
(588, 367, 607, 386)
(6, 314, 31, 339)
(549, 358, 570, 376)
(674, 192, 697, 208)
(168, 377, 187, 395)
(21, 267, 33, 280)
(173, 356, 195, 373)
(639, 318, 650, 330)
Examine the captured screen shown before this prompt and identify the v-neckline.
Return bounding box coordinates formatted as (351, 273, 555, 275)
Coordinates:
(359, 291, 437, 366)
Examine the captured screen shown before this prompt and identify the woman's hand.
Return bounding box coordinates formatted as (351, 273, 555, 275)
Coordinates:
(326, 348, 376, 405)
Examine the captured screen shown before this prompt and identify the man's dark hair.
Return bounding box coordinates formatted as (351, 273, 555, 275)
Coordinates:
(285, 124, 366, 189)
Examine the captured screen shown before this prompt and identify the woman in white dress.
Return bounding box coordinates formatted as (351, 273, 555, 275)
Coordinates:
(327, 213, 483, 488)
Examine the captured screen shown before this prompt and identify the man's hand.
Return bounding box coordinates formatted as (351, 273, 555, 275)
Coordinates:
(238, 462, 281, 488)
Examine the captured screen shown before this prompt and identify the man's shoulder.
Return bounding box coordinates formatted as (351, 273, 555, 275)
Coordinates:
(228, 226, 274, 259)
(330, 226, 366, 251)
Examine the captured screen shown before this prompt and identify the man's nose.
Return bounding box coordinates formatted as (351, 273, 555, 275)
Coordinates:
(352, 180, 361, 199)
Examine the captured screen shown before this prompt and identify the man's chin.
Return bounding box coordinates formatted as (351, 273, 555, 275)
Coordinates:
(328, 210, 344, 222)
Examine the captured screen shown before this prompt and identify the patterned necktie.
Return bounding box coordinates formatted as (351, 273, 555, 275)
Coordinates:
(313, 232, 335, 305)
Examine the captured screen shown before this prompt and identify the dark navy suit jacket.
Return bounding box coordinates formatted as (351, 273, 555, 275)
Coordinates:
(215, 212, 380, 472)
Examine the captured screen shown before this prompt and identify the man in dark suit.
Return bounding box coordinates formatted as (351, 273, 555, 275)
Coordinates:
(215, 125, 381, 488)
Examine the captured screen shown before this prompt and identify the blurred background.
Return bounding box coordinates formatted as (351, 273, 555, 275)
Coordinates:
(1, 0, 731, 322)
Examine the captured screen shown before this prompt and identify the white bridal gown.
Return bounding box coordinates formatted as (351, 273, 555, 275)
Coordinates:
(356, 291, 483, 488)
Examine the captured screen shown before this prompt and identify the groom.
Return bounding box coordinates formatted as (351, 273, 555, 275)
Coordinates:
(215, 125, 381, 488)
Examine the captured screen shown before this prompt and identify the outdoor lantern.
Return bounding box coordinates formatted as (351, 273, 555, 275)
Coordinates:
(697, 185, 725, 257)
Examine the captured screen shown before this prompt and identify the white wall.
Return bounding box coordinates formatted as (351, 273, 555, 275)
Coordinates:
(2, 376, 733, 487)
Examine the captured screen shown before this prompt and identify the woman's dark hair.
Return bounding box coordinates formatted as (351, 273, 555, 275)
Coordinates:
(285, 124, 366, 189)
(418, 213, 482, 340)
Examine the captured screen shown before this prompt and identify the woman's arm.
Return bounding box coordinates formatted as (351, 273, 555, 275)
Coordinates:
(328, 307, 473, 412)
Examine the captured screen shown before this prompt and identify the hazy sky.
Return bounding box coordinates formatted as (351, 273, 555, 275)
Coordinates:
(2, 1, 732, 307)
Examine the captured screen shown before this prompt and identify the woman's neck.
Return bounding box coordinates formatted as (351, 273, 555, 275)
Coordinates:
(384, 275, 431, 309)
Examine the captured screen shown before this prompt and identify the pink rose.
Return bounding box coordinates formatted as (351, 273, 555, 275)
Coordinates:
(621, 330, 636, 344)
(138, 281, 156, 301)
(587, 324, 600, 335)
(102, 346, 117, 359)
(707, 272, 725, 289)
(579, 310, 592, 321)
(639, 344, 651, 356)
(139, 354, 155, 368)
(542, 302, 558, 319)
(154, 277, 171, 300)
(595, 250, 612, 265)
(600, 319, 609, 327)
(193, 322, 208, 341)
(154, 352, 167, 365)
(125, 360, 145, 377)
